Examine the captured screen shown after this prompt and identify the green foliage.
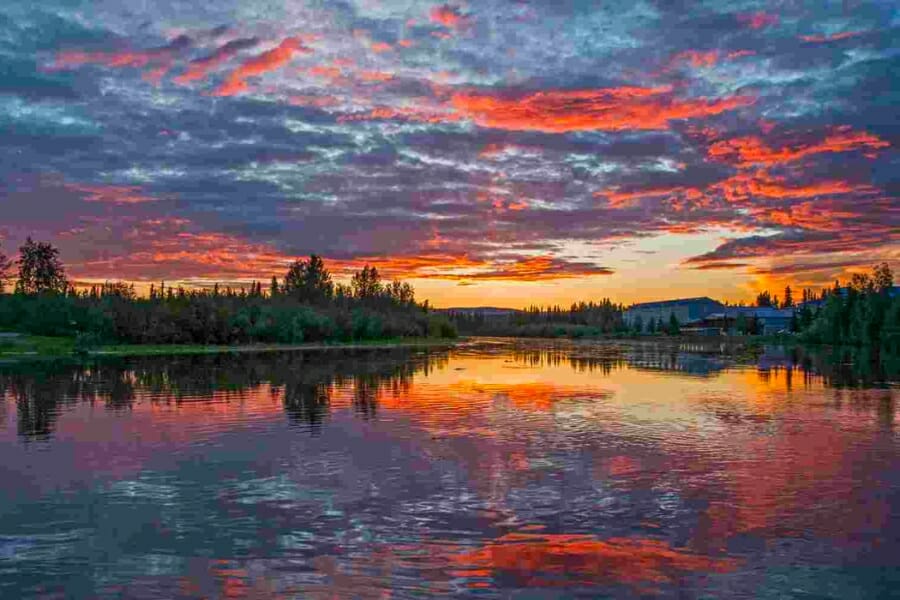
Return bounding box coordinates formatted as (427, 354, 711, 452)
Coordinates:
(801, 263, 897, 348)
(351, 265, 383, 300)
(0, 248, 447, 346)
(667, 312, 680, 335)
(15, 237, 68, 295)
(283, 255, 334, 303)
(450, 299, 625, 337)
(0, 243, 11, 294)
(428, 314, 458, 339)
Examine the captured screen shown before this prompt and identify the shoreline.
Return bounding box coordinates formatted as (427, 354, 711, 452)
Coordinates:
(0, 335, 461, 361)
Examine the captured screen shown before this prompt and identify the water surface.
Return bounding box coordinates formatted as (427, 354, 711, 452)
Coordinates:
(1, 340, 898, 598)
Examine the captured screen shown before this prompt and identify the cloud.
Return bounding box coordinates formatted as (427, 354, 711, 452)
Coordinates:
(429, 5, 470, 30)
(707, 127, 889, 167)
(64, 183, 159, 204)
(449, 87, 754, 133)
(328, 254, 613, 282)
(338, 106, 463, 124)
(800, 31, 865, 43)
(714, 170, 879, 203)
(689, 262, 751, 271)
(213, 37, 311, 96)
(49, 35, 192, 83)
(173, 37, 259, 85)
(736, 12, 778, 30)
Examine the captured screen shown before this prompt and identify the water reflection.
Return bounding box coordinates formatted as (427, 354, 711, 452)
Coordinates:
(0, 340, 898, 599)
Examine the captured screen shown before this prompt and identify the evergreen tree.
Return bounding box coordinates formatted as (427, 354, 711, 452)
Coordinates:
(0, 242, 11, 294)
(756, 291, 772, 307)
(667, 312, 680, 335)
(15, 237, 68, 295)
(284, 255, 334, 303)
(873, 262, 893, 293)
(351, 265, 382, 300)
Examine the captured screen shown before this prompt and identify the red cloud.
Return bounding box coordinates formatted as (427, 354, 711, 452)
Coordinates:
(213, 37, 310, 96)
(715, 170, 879, 203)
(328, 254, 612, 282)
(430, 5, 469, 29)
(671, 50, 720, 68)
(737, 12, 778, 29)
(450, 87, 754, 133)
(800, 30, 865, 43)
(49, 35, 191, 83)
(65, 183, 158, 204)
(708, 127, 890, 166)
(173, 37, 259, 85)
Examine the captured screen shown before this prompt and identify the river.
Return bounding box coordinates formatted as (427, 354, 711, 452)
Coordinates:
(1, 339, 897, 598)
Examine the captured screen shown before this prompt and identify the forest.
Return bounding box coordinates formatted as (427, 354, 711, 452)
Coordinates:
(0, 238, 896, 349)
(797, 264, 900, 349)
(447, 300, 627, 338)
(0, 238, 457, 346)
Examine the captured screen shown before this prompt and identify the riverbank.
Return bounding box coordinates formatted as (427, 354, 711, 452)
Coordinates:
(0, 334, 461, 360)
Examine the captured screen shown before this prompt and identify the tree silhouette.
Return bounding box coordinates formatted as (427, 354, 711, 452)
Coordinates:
(284, 255, 334, 303)
(351, 265, 382, 300)
(15, 237, 68, 295)
(0, 242, 11, 294)
(667, 312, 680, 335)
(756, 291, 772, 307)
(874, 262, 893, 293)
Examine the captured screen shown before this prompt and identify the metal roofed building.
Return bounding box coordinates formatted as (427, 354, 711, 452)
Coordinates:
(624, 297, 724, 327)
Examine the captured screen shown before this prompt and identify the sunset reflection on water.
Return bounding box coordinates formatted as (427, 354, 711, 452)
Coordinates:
(0, 340, 897, 598)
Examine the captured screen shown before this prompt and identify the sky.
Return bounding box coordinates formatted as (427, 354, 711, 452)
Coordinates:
(0, 0, 897, 308)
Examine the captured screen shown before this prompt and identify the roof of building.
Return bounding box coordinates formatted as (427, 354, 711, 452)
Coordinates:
(626, 296, 723, 311)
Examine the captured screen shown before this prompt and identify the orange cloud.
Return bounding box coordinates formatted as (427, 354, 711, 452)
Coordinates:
(737, 12, 778, 29)
(430, 5, 469, 29)
(49, 36, 191, 82)
(708, 127, 889, 166)
(450, 87, 754, 133)
(65, 183, 158, 204)
(173, 37, 259, 85)
(755, 200, 867, 231)
(358, 70, 395, 82)
(213, 37, 310, 96)
(672, 50, 720, 68)
(370, 41, 393, 53)
(328, 254, 612, 282)
(598, 185, 704, 209)
(800, 30, 865, 43)
(715, 170, 879, 203)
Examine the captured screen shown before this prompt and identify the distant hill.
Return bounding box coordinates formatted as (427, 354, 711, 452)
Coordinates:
(437, 307, 523, 316)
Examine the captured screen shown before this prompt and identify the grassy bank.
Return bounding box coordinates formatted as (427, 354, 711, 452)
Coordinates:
(0, 334, 460, 360)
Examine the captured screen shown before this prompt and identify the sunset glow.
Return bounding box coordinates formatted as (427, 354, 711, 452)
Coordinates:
(2, 1, 897, 307)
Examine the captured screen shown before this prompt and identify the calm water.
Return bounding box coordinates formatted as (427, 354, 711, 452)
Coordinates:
(1, 339, 898, 599)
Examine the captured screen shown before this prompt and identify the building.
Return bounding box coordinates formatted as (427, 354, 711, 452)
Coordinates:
(624, 297, 724, 329)
(685, 306, 796, 335)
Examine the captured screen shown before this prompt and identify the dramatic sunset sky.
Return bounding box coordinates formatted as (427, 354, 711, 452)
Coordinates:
(1, 1, 897, 307)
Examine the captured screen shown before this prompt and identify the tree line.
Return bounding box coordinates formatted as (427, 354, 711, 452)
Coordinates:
(448, 299, 627, 338)
(798, 264, 899, 348)
(0, 237, 457, 346)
